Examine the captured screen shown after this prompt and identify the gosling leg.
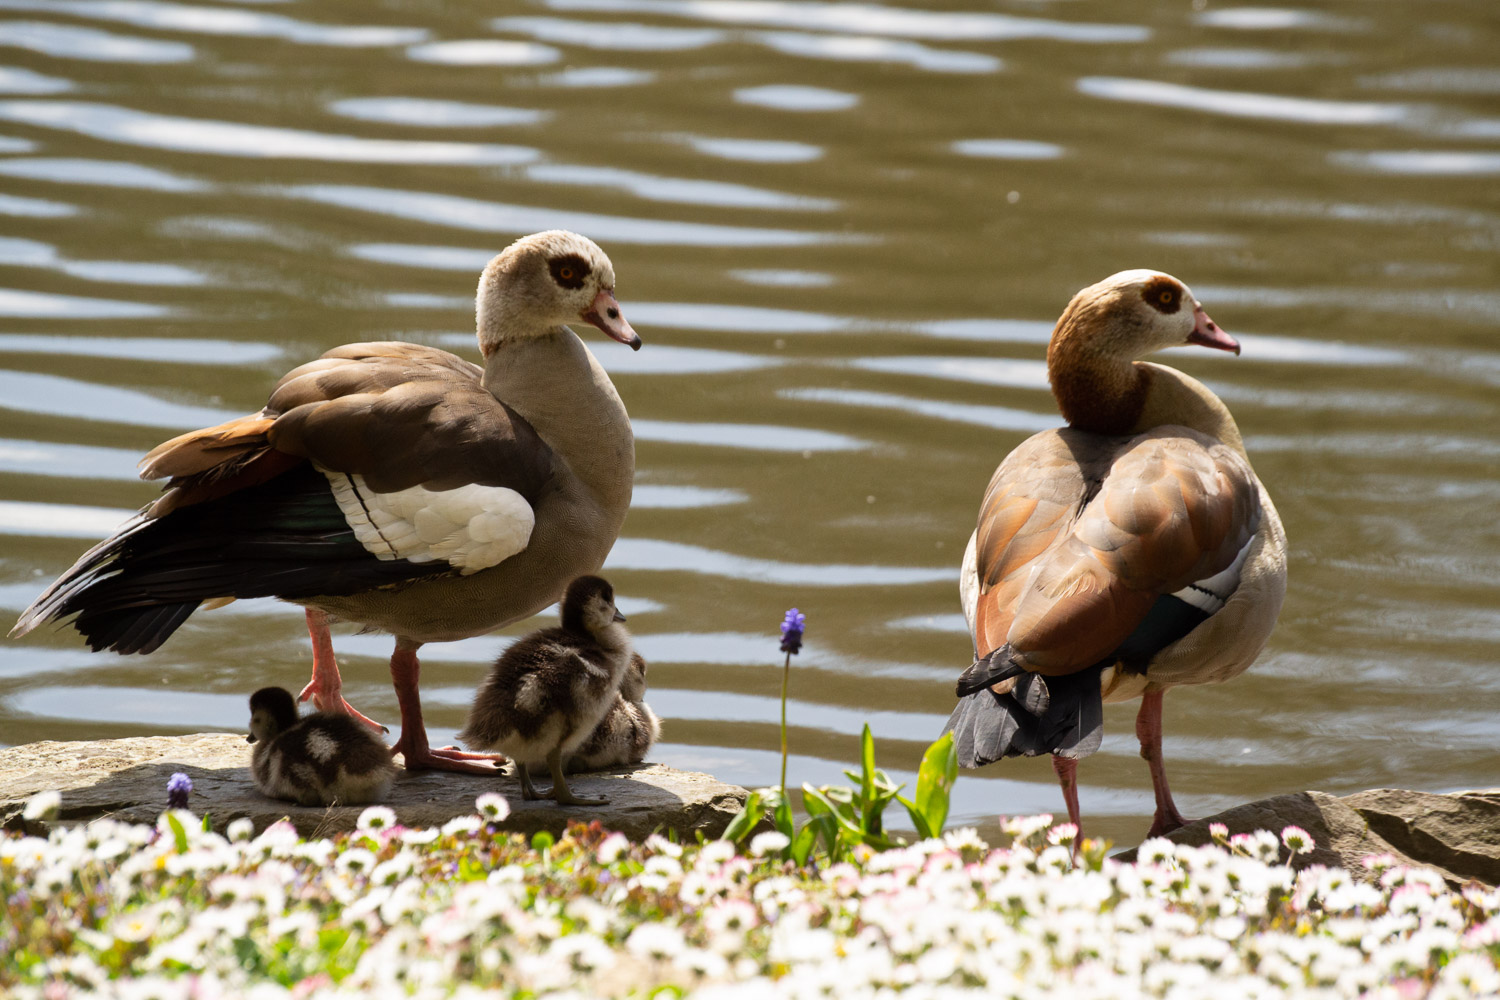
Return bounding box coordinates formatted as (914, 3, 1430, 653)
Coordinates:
(517, 762, 543, 801)
(545, 747, 608, 806)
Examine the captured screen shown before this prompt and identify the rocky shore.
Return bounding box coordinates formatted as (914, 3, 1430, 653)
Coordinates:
(0, 733, 750, 841)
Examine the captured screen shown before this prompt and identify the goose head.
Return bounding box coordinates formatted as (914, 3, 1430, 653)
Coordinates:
(559, 574, 629, 640)
(1050, 269, 1237, 365)
(246, 686, 300, 744)
(476, 230, 641, 357)
(1047, 270, 1239, 434)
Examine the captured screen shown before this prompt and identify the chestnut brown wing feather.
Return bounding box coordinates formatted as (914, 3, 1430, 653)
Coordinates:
(139, 342, 554, 510)
(973, 427, 1260, 677)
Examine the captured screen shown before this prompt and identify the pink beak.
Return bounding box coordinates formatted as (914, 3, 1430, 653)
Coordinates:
(581, 289, 641, 351)
(1187, 304, 1239, 355)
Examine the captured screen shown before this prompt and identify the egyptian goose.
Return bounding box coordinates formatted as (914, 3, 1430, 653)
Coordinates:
(569, 651, 660, 772)
(456, 575, 634, 806)
(11, 231, 641, 775)
(246, 686, 397, 806)
(948, 269, 1287, 839)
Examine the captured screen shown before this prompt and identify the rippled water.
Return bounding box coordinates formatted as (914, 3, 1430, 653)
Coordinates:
(1, 0, 1497, 846)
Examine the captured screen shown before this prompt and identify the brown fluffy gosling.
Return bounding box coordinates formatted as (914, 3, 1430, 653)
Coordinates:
(246, 687, 396, 806)
(568, 651, 660, 772)
(456, 575, 633, 805)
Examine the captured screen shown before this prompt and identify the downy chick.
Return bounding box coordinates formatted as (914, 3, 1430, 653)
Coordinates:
(246, 687, 396, 806)
(456, 575, 632, 805)
(569, 651, 660, 772)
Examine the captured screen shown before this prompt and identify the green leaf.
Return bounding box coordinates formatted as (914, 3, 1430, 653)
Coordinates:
(791, 823, 818, 866)
(773, 794, 795, 837)
(859, 725, 876, 805)
(165, 811, 188, 854)
(721, 791, 764, 844)
(915, 731, 958, 837)
(897, 794, 934, 840)
(201, 813, 212, 833)
(531, 831, 555, 851)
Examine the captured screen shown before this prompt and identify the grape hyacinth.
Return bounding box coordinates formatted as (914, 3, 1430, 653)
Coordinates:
(166, 773, 192, 811)
(778, 608, 806, 792)
(780, 608, 805, 655)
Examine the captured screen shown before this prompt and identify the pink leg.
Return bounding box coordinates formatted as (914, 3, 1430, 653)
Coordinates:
(386, 640, 505, 773)
(1137, 690, 1191, 838)
(298, 608, 386, 733)
(1052, 755, 1083, 840)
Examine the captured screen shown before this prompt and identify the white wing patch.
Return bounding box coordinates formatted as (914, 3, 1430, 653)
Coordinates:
(321, 469, 535, 575)
(1171, 534, 1256, 615)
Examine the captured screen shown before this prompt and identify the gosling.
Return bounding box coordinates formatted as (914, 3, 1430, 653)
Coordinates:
(569, 652, 660, 772)
(246, 687, 396, 806)
(456, 575, 633, 805)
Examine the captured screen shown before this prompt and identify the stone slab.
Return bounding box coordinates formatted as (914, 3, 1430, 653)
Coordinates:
(0, 733, 751, 841)
(1115, 787, 1500, 887)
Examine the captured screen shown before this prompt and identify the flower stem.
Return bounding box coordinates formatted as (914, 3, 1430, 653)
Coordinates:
(780, 650, 791, 793)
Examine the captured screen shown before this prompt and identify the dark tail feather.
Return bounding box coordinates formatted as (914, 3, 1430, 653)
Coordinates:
(78, 601, 200, 654)
(955, 646, 1028, 698)
(945, 664, 1105, 768)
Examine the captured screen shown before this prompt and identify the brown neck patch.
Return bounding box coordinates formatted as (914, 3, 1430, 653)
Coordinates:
(1047, 295, 1151, 435)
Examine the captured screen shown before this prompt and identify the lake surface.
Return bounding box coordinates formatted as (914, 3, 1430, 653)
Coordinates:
(1, 0, 1497, 846)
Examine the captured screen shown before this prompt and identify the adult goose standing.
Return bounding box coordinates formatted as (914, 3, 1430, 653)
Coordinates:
(949, 269, 1286, 838)
(11, 230, 641, 774)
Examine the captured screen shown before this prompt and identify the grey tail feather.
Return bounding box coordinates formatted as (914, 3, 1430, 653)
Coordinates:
(955, 645, 1027, 698)
(944, 664, 1105, 768)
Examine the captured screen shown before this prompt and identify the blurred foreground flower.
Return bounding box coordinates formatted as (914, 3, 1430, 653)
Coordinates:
(166, 773, 192, 810)
(22, 789, 60, 822)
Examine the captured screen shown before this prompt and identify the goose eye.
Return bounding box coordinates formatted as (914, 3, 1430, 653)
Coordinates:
(559, 266, 574, 280)
(1159, 289, 1175, 305)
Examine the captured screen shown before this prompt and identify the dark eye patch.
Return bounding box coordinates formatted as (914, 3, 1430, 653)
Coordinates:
(1141, 276, 1182, 314)
(548, 254, 590, 290)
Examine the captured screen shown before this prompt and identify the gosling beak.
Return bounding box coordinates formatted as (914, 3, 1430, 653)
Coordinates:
(245, 734, 256, 744)
(613, 609, 627, 623)
(581, 289, 642, 351)
(1186, 303, 1240, 355)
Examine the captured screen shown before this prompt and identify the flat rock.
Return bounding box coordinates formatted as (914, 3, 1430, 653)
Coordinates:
(1116, 787, 1500, 887)
(0, 733, 751, 841)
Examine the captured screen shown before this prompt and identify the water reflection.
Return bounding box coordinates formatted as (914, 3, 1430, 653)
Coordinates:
(0, 20, 194, 63)
(0, 65, 72, 94)
(492, 16, 725, 50)
(543, 0, 1149, 44)
(0, 239, 206, 286)
(0, 289, 167, 319)
(0, 437, 145, 480)
(783, 387, 1058, 433)
(327, 98, 549, 128)
(632, 419, 865, 452)
(0, 192, 76, 217)
(0, 157, 206, 191)
(1077, 77, 1409, 126)
(407, 39, 560, 66)
(0, 500, 134, 538)
(524, 163, 836, 210)
(852, 356, 1049, 390)
(607, 538, 953, 587)
(754, 32, 999, 74)
(537, 66, 653, 87)
(292, 184, 847, 247)
(0, 101, 540, 164)
(952, 138, 1062, 159)
(0, 0, 429, 47)
(0, 370, 235, 427)
(0, 333, 281, 363)
(733, 85, 859, 112)
(1334, 151, 1500, 176)
(677, 134, 822, 163)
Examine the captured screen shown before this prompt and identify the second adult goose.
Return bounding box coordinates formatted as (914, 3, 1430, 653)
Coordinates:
(12, 230, 641, 774)
(948, 270, 1287, 839)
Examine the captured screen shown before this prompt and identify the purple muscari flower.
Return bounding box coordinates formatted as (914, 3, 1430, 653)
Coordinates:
(780, 608, 806, 655)
(167, 772, 192, 810)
